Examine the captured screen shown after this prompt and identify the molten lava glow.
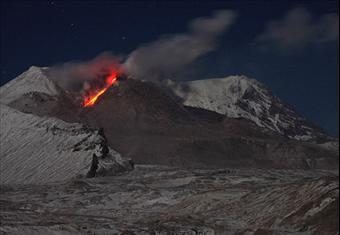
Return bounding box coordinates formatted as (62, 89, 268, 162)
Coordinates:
(83, 73, 118, 107)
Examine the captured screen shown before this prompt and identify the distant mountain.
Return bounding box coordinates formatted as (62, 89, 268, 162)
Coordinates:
(0, 67, 338, 170)
(166, 76, 332, 142)
(0, 104, 132, 184)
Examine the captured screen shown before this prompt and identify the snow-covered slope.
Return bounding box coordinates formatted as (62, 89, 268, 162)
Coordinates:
(0, 66, 61, 105)
(167, 76, 330, 141)
(0, 104, 132, 184)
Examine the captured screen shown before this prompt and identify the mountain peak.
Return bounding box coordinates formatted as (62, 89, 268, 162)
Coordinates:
(0, 66, 60, 105)
(168, 75, 330, 142)
(28, 65, 46, 71)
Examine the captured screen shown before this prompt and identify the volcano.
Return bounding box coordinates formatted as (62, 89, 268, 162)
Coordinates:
(1, 66, 338, 170)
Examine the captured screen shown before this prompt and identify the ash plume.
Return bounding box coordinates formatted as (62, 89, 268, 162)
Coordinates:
(48, 52, 122, 93)
(123, 10, 237, 81)
(48, 10, 237, 92)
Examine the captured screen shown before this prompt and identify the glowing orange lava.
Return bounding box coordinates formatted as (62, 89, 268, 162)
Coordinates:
(83, 73, 118, 107)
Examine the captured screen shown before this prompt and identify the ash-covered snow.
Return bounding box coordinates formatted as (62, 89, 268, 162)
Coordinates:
(0, 104, 132, 184)
(166, 76, 331, 141)
(0, 166, 338, 235)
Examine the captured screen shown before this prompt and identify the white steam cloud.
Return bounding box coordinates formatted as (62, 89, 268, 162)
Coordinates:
(257, 8, 339, 49)
(123, 10, 237, 80)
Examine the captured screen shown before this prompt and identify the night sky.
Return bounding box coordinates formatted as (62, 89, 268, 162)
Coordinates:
(1, 0, 338, 136)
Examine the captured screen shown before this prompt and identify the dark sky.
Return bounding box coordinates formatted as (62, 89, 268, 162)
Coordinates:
(0, 0, 339, 136)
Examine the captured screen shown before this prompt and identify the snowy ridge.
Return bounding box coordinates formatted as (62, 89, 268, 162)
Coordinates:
(318, 140, 339, 154)
(0, 104, 132, 184)
(0, 66, 61, 105)
(167, 75, 330, 141)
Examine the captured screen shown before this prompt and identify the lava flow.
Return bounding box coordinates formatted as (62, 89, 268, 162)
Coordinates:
(83, 72, 118, 107)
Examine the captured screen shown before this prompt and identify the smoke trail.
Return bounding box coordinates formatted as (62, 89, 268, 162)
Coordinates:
(123, 10, 237, 81)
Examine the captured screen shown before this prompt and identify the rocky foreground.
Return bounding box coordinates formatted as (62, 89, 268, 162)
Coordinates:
(1, 165, 338, 235)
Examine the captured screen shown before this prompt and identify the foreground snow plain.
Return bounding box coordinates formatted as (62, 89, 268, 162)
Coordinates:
(1, 165, 338, 235)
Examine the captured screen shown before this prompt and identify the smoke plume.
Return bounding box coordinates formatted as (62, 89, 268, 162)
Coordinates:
(123, 10, 237, 80)
(49, 10, 237, 94)
(48, 52, 122, 92)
